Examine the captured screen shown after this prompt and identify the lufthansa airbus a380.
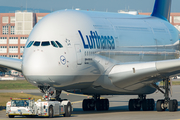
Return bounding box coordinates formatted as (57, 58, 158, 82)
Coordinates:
(1, 0, 180, 112)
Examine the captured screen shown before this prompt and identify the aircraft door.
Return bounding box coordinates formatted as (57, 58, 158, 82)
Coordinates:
(74, 44, 82, 65)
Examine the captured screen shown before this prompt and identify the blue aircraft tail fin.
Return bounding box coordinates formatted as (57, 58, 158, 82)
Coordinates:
(151, 0, 172, 21)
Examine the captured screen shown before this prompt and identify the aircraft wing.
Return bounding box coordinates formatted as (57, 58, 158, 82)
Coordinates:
(94, 55, 180, 91)
(0, 57, 22, 72)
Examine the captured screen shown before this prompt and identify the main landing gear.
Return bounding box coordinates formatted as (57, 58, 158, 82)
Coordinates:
(156, 78, 178, 112)
(82, 95, 109, 111)
(129, 77, 178, 112)
(129, 95, 155, 111)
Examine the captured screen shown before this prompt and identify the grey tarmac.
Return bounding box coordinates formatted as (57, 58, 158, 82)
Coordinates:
(1, 85, 180, 120)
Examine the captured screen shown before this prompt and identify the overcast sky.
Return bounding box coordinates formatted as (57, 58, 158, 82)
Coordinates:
(0, 0, 180, 13)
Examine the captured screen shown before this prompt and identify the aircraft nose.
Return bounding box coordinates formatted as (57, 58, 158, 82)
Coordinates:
(22, 49, 75, 88)
(22, 51, 50, 76)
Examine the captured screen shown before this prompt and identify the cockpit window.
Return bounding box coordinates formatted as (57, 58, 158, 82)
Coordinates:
(26, 41, 63, 48)
(26, 41, 34, 48)
(51, 41, 58, 48)
(55, 41, 63, 48)
(41, 41, 50, 46)
(33, 41, 40, 46)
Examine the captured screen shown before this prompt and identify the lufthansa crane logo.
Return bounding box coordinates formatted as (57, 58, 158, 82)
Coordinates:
(60, 55, 66, 65)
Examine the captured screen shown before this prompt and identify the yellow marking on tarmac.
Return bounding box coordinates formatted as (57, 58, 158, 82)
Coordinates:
(63, 91, 106, 99)
(174, 92, 180, 93)
(72, 100, 83, 104)
(0, 118, 27, 120)
(63, 91, 91, 97)
(71, 97, 105, 104)
(14, 118, 26, 119)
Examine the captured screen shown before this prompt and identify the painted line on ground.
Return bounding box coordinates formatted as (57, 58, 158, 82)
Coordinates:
(72, 100, 83, 104)
(62, 91, 106, 99)
(71, 97, 105, 104)
(63, 91, 91, 97)
(3, 118, 27, 119)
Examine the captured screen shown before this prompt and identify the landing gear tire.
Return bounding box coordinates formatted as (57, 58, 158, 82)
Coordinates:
(82, 99, 88, 111)
(103, 99, 109, 110)
(156, 100, 165, 111)
(8, 115, 14, 118)
(96, 99, 109, 111)
(129, 99, 141, 111)
(82, 99, 95, 111)
(83, 98, 109, 111)
(169, 99, 178, 112)
(129, 99, 134, 111)
(142, 99, 155, 111)
(129, 97, 155, 111)
(63, 102, 72, 117)
(49, 106, 53, 118)
(96, 99, 102, 111)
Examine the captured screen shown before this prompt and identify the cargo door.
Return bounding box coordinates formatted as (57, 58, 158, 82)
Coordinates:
(74, 44, 82, 65)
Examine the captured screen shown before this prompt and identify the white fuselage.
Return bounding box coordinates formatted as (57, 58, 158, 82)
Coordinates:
(22, 10, 179, 95)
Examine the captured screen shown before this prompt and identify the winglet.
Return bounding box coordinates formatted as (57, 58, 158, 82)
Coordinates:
(151, 0, 172, 21)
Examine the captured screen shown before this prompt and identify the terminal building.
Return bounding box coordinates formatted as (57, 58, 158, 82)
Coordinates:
(0, 11, 48, 59)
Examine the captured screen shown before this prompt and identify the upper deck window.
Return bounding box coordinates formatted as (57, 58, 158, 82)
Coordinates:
(41, 41, 50, 46)
(51, 41, 58, 48)
(26, 41, 34, 48)
(55, 41, 63, 48)
(33, 41, 40, 46)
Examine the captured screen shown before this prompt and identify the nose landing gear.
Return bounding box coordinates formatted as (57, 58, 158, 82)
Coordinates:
(39, 86, 62, 101)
